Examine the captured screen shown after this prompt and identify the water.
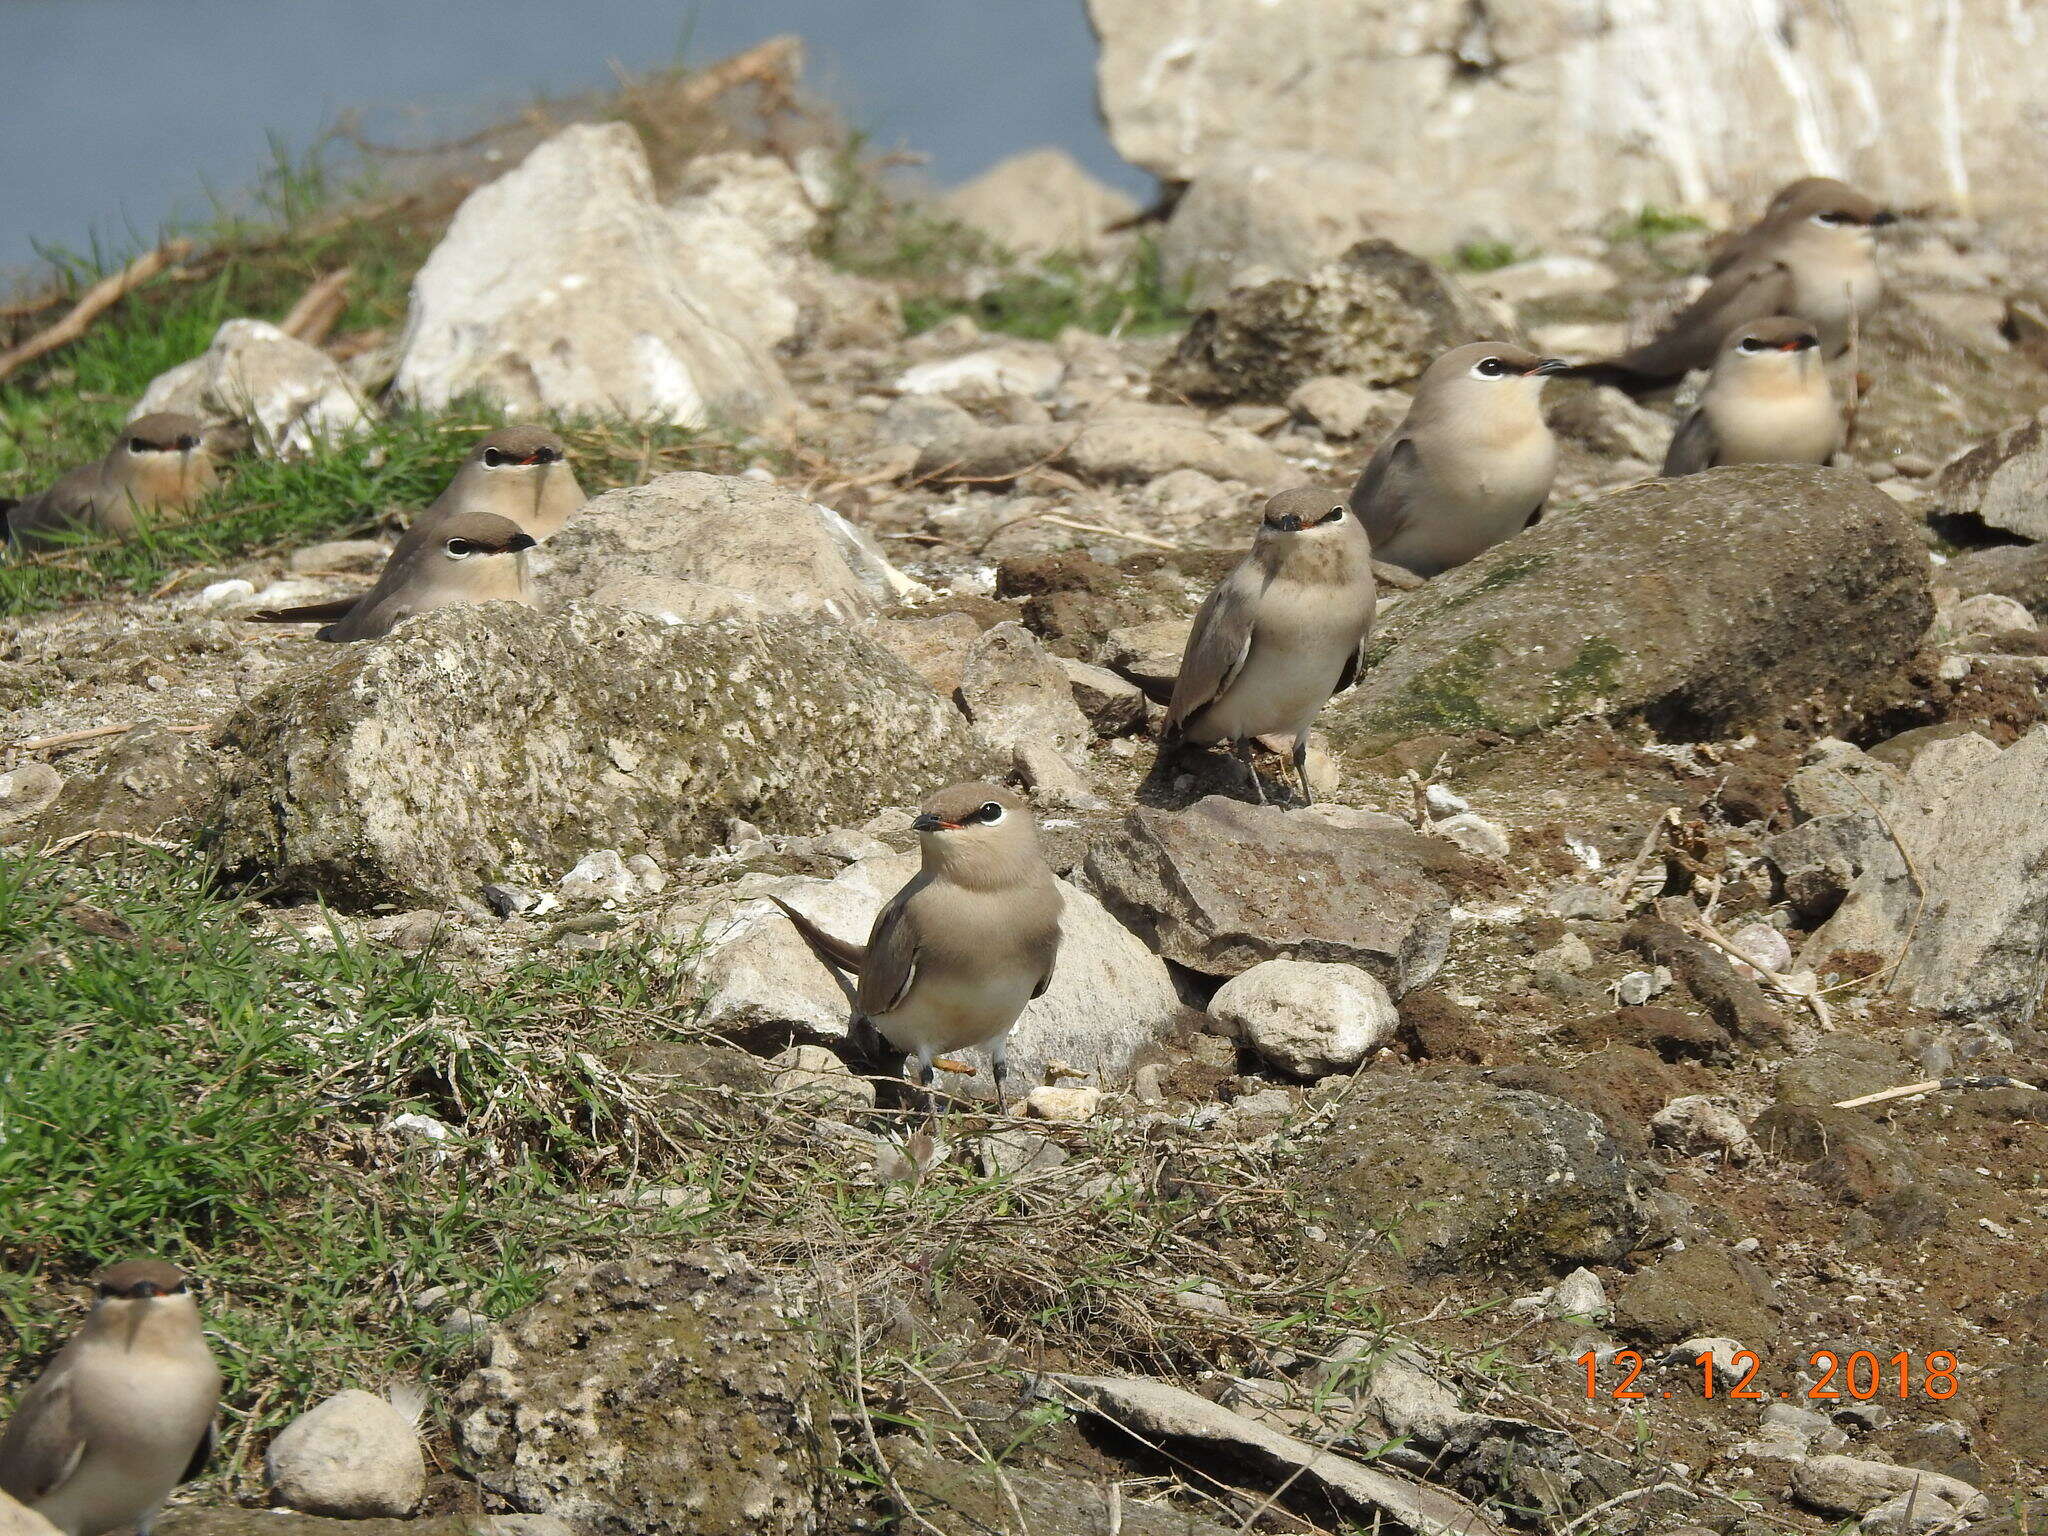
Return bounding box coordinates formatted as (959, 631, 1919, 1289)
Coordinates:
(0, 0, 1147, 281)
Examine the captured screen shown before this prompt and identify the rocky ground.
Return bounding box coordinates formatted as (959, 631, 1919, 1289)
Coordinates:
(4, 46, 2048, 1536)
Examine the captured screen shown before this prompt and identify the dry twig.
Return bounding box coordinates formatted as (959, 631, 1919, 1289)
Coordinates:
(0, 241, 193, 383)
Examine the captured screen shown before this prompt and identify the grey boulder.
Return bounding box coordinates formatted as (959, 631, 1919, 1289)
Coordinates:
(535, 471, 912, 622)
(212, 605, 986, 905)
(265, 1389, 425, 1519)
(392, 123, 793, 430)
(1081, 798, 1470, 992)
(1299, 1080, 1648, 1279)
(1327, 465, 1931, 752)
(1935, 409, 2048, 541)
(1208, 959, 1398, 1078)
(1155, 240, 1502, 405)
(454, 1249, 834, 1535)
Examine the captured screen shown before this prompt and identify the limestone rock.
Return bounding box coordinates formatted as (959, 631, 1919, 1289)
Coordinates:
(133, 318, 369, 457)
(1045, 1373, 1507, 1536)
(454, 1249, 834, 1535)
(915, 417, 1294, 488)
(35, 723, 221, 844)
(957, 620, 1093, 767)
(1088, 0, 2048, 245)
(265, 1389, 425, 1519)
(1774, 729, 2048, 1026)
(765, 1044, 874, 1111)
(871, 612, 983, 697)
(1935, 409, 2048, 541)
(1159, 150, 1402, 306)
(1943, 541, 2048, 618)
(897, 343, 1065, 402)
(1286, 375, 1396, 440)
(392, 123, 793, 429)
(944, 148, 1139, 258)
(212, 606, 986, 905)
(1649, 1095, 1757, 1162)
(534, 472, 908, 622)
(1791, 1454, 1986, 1519)
(1300, 1080, 1646, 1279)
(1612, 1246, 1779, 1347)
(889, 1439, 1231, 1535)
(682, 856, 1187, 1095)
(1327, 466, 1930, 751)
(1059, 655, 1148, 734)
(0, 762, 62, 828)
(1081, 798, 1470, 992)
(1155, 240, 1504, 405)
(1208, 959, 1398, 1078)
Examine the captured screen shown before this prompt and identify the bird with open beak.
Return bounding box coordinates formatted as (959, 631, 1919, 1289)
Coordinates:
(2, 415, 216, 553)
(767, 782, 1063, 1114)
(1164, 485, 1377, 805)
(0, 1260, 221, 1536)
(1348, 342, 1567, 579)
(1662, 316, 1842, 475)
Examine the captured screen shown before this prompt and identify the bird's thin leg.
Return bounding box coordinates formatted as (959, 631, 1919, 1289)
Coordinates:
(916, 1050, 939, 1122)
(991, 1040, 1009, 1116)
(1292, 737, 1315, 807)
(1234, 738, 1267, 804)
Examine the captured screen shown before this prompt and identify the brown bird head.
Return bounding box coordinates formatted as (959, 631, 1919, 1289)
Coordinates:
(1409, 342, 1568, 430)
(1256, 485, 1350, 538)
(1766, 177, 1894, 231)
(910, 783, 1046, 881)
(118, 412, 208, 459)
(91, 1259, 197, 1302)
(470, 424, 569, 471)
(434, 510, 539, 561)
(1722, 315, 1823, 366)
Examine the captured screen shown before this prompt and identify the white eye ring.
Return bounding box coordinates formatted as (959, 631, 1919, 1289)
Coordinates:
(444, 539, 476, 560)
(1471, 357, 1511, 379)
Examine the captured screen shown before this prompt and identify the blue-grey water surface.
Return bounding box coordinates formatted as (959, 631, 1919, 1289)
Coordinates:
(0, 0, 1144, 282)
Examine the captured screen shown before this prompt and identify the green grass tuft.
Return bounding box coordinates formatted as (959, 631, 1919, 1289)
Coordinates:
(1605, 205, 1707, 245)
(1450, 239, 1528, 274)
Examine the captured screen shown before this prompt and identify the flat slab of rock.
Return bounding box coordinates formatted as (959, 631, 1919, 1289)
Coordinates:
(1081, 797, 1470, 992)
(1327, 465, 1930, 752)
(455, 1249, 833, 1536)
(683, 853, 1188, 1094)
(535, 471, 908, 622)
(915, 416, 1294, 489)
(889, 1440, 1230, 1535)
(1154, 240, 1501, 405)
(1772, 729, 2048, 1026)
(1042, 1373, 1508, 1536)
(1935, 409, 2048, 541)
(1299, 1080, 1647, 1279)
(392, 122, 793, 429)
(212, 606, 985, 905)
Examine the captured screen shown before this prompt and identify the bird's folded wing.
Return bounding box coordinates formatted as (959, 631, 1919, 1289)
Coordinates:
(1164, 566, 1258, 734)
(1661, 408, 1719, 476)
(1619, 256, 1793, 379)
(855, 897, 919, 1018)
(249, 596, 362, 625)
(1349, 434, 1422, 559)
(0, 1364, 87, 1503)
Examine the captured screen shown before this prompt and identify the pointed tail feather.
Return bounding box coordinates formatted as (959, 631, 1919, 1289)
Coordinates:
(249, 597, 361, 625)
(765, 895, 866, 974)
(1551, 359, 1682, 398)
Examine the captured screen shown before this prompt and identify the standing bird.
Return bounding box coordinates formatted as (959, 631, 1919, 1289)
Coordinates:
(1565, 178, 1893, 395)
(250, 424, 581, 640)
(251, 511, 537, 640)
(1662, 317, 1842, 475)
(1164, 485, 1377, 804)
(1346, 343, 1566, 580)
(0, 1260, 221, 1536)
(2, 415, 215, 553)
(767, 783, 1063, 1112)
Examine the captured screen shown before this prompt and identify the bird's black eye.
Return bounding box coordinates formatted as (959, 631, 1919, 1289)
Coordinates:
(128, 438, 152, 454)
(176, 435, 200, 451)
(1317, 505, 1345, 525)
(1474, 357, 1510, 377)
(445, 538, 475, 558)
(482, 447, 506, 467)
(1814, 210, 1849, 226)
(1737, 337, 1768, 353)
(534, 447, 558, 463)
(979, 801, 1003, 821)
(96, 1284, 117, 1299)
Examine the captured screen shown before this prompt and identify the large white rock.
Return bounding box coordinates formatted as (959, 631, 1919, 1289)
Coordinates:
(392, 123, 794, 430)
(681, 854, 1186, 1095)
(1088, 0, 2048, 246)
(957, 621, 1095, 769)
(945, 147, 1139, 257)
(533, 471, 911, 623)
(0, 1492, 59, 1536)
(265, 1388, 426, 1518)
(132, 318, 369, 457)
(1207, 959, 1398, 1078)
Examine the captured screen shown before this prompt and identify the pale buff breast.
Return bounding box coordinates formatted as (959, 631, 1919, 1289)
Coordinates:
(1703, 380, 1842, 466)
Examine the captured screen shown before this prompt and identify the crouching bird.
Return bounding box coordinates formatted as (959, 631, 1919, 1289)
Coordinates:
(249, 510, 537, 640)
(1661, 316, 1842, 475)
(768, 783, 1063, 1113)
(0, 1260, 221, 1536)
(1163, 486, 1376, 805)
(3, 415, 216, 553)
